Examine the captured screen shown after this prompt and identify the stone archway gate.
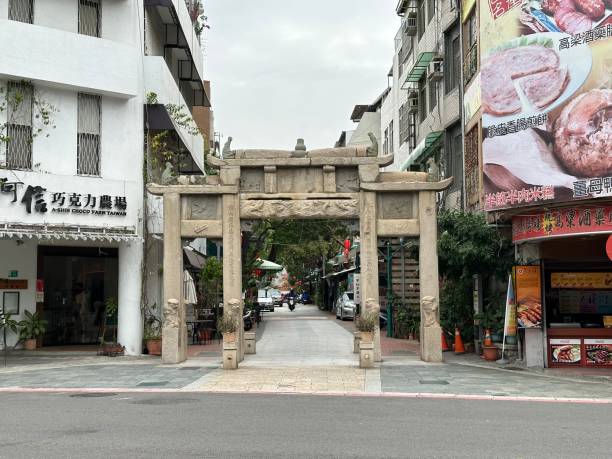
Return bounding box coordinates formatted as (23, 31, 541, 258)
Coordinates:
(148, 145, 452, 367)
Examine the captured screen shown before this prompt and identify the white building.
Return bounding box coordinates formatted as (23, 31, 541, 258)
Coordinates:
(0, 0, 208, 354)
(381, 0, 463, 209)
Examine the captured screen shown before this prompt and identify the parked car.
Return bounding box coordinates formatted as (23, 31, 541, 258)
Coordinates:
(257, 289, 274, 312)
(268, 288, 282, 307)
(335, 292, 357, 320)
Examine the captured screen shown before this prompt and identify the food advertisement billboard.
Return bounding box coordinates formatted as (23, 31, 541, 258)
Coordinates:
(480, 1, 612, 211)
(584, 338, 612, 365)
(550, 338, 582, 364)
(514, 265, 542, 327)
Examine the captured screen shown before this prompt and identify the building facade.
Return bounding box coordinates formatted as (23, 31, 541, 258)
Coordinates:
(0, 0, 208, 354)
(382, 0, 463, 209)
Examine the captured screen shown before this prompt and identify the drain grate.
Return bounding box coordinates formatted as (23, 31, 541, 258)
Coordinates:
(70, 392, 117, 398)
(419, 380, 449, 385)
(137, 381, 169, 387)
(179, 367, 202, 371)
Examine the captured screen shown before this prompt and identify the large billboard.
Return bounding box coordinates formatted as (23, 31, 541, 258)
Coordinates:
(480, 1, 611, 211)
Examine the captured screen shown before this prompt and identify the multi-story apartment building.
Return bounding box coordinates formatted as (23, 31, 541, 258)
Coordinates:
(381, 0, 463, 209)
(0, 0, 208, 354)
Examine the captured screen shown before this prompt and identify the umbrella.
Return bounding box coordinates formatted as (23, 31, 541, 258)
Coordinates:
(256, 258, 283, 271)
(183, 270, 198, 305)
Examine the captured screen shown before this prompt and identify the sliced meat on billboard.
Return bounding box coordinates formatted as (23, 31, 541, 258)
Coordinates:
(519, 67, 569, 109)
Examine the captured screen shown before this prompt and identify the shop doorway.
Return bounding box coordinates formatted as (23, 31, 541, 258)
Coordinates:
(38, 246, 118, 346)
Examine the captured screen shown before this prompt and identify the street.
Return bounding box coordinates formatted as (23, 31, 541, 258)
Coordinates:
(0, 392, 610, 458)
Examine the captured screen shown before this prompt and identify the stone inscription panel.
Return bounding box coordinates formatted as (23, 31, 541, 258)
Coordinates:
(240, 199, 359, 219)
(183, 196, 221, 220)
(239, 169, 265, 193)
(378, 192, 418, 219)
(277, 167, 323, 193)
(335, 167, 360, 192)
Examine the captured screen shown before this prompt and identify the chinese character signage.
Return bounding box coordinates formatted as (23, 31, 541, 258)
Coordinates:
(512, 206, 612, 242)
(0, 176, 127, 217)
(480, 0, 612, 211)
(514, 265, 542, 328)
(551, 272, 612, 290)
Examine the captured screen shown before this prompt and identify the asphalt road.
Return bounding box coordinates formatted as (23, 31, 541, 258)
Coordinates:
(0, 393, 610, 458)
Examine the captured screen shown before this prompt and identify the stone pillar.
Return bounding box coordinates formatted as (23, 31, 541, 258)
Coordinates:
(221, 168, 243, 364)
(117, 241, 144, 356)
(162, 192, 186, 364)
(264, 166, 277, 193)
(323, 165, 336, 192)
(359, 190, 381, 361)
(418, 191, 443, 363)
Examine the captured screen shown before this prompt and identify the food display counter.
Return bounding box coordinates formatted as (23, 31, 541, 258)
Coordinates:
(547, 328, 612, 367)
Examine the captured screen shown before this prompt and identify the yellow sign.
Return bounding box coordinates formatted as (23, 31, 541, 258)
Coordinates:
(551, 273, 612, 290)
(462, 0, 476, 22)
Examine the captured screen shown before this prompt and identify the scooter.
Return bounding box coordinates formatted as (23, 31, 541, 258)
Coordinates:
(288, 297, 295, 311)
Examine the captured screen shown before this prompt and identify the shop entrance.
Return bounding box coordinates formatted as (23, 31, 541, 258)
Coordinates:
(38, 246, 118, 346)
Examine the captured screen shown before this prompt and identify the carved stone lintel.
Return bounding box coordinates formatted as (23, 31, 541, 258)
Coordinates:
(421, 296, 439, 328)
(240, 199, 359, 219)
(163, 299, 180, 329)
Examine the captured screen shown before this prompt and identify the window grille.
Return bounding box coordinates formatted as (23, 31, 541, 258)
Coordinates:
(417, 0, 426, 39)
(77, 93, 101, 176)
(389, 120, 394, 154)
(79, 0, 101, 38)
(429, 80, 437, 112)
(8, 0, 33, 24)
(6, 82, 33, 170)
(399, 103, 409, 146)
(418, 77, 427, 123)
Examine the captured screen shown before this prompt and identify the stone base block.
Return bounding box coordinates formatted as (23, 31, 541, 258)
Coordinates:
(244, 332, 256, 354)
(223, 343, 238, 370)
(162, 327, 185, 364)
(359, 341, 374, 368)
(420, 325, 443, 363)
(353, 332, 360, 354)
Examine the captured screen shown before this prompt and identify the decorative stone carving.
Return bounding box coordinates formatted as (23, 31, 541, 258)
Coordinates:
(426, 157, 440, 182)
(163, 299, 180, 329)
(421, 296, 439, 327)
(161, 162, 175, 185)
(292, 138, 307, 158)
(222, 136, 234, 159)
(366, 132, 379, 157)
(364, 298, 379, 311)
(240, 199, 359, 219)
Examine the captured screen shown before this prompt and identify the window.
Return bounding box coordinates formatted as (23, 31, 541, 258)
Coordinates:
(429, 80, 437, 112)
(444, 123, 463, 194)
(388, 120, 394, 154)
(399, 104, 410, 146)
(428, 0, 436, 23)
(6, 82, 33, 170)
(8, 0, 33, 23)
(467, 11, 477, 49)
(417, 0, 426, 39)
(77, 93, 101, 176)
(418, 77, 427, 123)
(79, 0, 101, 38)
(383, 127, 389, 155)
(444, 27, 461, 93)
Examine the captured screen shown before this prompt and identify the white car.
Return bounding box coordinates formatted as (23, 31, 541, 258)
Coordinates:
(257, 289, 274, 312)
(335, 292, 356, 320)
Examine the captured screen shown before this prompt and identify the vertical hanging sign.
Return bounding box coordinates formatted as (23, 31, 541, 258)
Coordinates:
(515, 265, 542, 328)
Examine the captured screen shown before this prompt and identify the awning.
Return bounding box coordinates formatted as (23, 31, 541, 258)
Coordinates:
(184, 246, 206, 269)
(0, 224, 141, 242)
(323, 267, 357, 279)
(400, 131, 443, 171)
(256, 258, 283, 271)
(401, 52, 437, 89)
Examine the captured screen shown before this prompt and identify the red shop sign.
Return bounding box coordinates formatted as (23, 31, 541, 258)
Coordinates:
(512, 206, 612, 243)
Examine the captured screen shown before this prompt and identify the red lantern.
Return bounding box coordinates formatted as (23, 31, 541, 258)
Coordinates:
(343, 238, 351, 258)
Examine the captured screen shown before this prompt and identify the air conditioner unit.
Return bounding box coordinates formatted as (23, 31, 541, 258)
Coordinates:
(403, 14, 417, 36)
(407, 93, 419, 113)
(427, 58, 443, 82)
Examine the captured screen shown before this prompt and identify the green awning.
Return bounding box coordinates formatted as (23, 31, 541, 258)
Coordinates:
(401, 52, 436, 88)
(400, 131, 443, 171)
(256, 258, 284, 271)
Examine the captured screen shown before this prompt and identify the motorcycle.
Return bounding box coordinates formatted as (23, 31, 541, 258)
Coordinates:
(243, 310, 253, 330)
(288, 297, 295, 311)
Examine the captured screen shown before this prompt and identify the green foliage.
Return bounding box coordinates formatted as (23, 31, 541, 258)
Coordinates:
(18, 310, 47, 340)
(200, 257, 223, 309)
(0, 312, 19, 335)
(437, 210, 512, 343)
(143, 303, 162, 340)
(395, 305, 420, 339)
(474, 293, 506, 333)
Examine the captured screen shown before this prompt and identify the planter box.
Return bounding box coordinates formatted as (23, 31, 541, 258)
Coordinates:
(146, 339, 162, 356)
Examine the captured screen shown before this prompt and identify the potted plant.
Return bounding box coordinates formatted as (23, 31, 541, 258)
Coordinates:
(143, 303, 162, 356)
(355, 309, 378, 343)
(99, 297, 124, 356)
(217, 315, 237, 343)
(18, 311, 47, 350)
(1, 312, 19, 358)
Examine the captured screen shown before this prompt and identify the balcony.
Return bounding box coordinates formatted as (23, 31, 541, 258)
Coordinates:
(144, 56, 204, 172)
(0, 19, 138, 98)
(463, 43, 478, 87)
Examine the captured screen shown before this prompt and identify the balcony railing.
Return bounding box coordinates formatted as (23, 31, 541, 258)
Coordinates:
(463, 43, 478, 87)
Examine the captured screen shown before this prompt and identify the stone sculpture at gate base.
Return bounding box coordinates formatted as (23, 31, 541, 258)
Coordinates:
(420, 296, 443, 363)
(162, 299, 183, 364)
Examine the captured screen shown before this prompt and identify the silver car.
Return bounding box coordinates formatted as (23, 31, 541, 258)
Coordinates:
(335, 292, 356, 320)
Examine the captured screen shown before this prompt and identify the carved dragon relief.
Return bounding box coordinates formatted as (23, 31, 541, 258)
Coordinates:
(240, 199, 359, 219)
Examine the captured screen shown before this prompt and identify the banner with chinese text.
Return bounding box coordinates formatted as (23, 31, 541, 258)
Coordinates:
(512, 206, 612, 242)
(480, 1, 612, 211)
(514, 265, 542, 328)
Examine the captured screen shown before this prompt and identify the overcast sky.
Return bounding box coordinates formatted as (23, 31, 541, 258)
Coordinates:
(204, 0, 399, 151)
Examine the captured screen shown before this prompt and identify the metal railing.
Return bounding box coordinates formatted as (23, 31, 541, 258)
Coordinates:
(463, 43, 478, 87)
(8, 0, 33, 24)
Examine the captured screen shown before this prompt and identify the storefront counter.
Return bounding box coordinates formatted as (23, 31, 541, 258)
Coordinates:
(547, 328, 612, 367)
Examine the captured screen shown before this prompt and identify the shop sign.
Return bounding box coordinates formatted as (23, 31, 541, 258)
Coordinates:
(550, 338, 581, 364)
(514, 265, 542, 328)
(0, 279, 28, 289)
(36, 279, 44, 303)
(552, 272, 612, 290)
(353, 273, 361, 306)
(512, 206, 612, 243)
(479, 0, 612, 211)
(463, 72, 481, 125)
(585, 339, 612, 365)
(0, 177, 127, 217)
